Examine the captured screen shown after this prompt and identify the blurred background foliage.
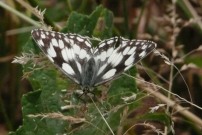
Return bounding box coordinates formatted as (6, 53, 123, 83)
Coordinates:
(0, 0, 202, 135)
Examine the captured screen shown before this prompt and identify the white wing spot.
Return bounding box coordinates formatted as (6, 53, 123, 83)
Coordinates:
(135, 41, 140, 45)
(67, 48, 74, 60)
(79, 49, 87, 59)
(100, 51, 107, 61)
(139, 51, 146, 58)
(102, 69, 116, 79)
(52, 38, 58, 47)
(41, 33, 45, 39)
(128, 47, 136, 54)
(125, 54, 135, 66)
(99, 42, 105, 48)
(107, 45, 121, 64)
(108, 51, 119, 64)
(112, 54, 123, 67)
(73, 44, 80, 54)
(51, 32, 55, 37)
(76, 61, 82, 73)
(61, 47, 68, 62)
(90, 48, 94, 53)
(141, 42, 145, 45)
(141, 44, 147, 50)
(45, 32, 49, 35)
(64, 37, 69, 43)
(77, 36, 84, 42)
(121, 41, 127, 47)
(85, 41, 91, 47)
(69, 39, 74, 45)
(107, 47, 114, 57)
(123, 46, 130, 55)
(62, 63, 75, 75)
(97, 64, 107, 75)
(70, 35, 74, 38)
(107, 39, 114, 44)
(37, 39, 44, 46)
(58, 39, 64, 49)
(94, 54, 100, 62)
(47, 44, 56, 57)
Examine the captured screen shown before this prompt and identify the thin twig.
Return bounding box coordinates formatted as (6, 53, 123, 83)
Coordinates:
(0, 1, 40, 27)
(123, 73, 202, 129)
(182, 0, 202, 30)
(90, 97, 115, 135)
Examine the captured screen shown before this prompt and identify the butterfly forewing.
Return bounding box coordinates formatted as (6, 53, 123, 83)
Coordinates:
(93, 37, 156, 86)
(31, 29, 93, 84)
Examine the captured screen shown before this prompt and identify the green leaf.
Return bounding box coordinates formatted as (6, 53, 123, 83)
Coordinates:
(185, 55, 202, 68)
(141, 113, 171, 126)
(62, 5, 113, 39)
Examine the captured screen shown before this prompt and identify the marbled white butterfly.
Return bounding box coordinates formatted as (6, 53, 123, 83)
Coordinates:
(31, 29, 156, 93)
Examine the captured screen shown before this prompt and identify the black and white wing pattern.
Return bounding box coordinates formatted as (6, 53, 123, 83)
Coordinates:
(31, 29, 93, 84)
(93, 37, 156, 86)
(31, 29, 157, 89)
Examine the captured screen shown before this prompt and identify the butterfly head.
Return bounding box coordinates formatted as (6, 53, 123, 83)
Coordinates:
(81, 85, 94, 95)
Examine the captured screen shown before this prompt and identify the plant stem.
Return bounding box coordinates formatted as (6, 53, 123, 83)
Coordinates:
(0, 1, 40, 27)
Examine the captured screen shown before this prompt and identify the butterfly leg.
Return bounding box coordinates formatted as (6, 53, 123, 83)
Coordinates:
(74, 87, 96, 103)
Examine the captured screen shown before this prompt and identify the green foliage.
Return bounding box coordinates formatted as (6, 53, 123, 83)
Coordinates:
(62, 5, 113, 39)
(10, 5, 171, 135)
(185, 55, 202, 68)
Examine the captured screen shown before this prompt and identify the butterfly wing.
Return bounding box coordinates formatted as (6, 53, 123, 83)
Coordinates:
(93, 37, 157, 86)
(31, 29, 93, 84)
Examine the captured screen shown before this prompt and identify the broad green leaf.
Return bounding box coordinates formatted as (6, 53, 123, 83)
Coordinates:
(62, 5, 113, 39)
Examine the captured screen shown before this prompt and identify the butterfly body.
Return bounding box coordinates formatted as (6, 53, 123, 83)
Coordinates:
(81, 57, 97, 87)
(31, 29, 156, 92)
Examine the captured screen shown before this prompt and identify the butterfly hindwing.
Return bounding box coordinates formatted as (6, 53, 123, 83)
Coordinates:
(93, 37, 156, 86)
(31, 29, 93, 84)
